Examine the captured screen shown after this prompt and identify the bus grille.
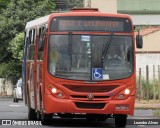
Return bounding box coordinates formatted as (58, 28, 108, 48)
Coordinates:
(63, 84, 119, 93)
(71, 95, 109, 99)
(75, 102, 105, 109)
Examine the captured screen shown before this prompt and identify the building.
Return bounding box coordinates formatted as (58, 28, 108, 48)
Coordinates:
(84, 0, 117, 13)
(117, 0, 160, 79)
(136, 26, 160, 79)
(53, 0, 83, 11)
(117, 0, 160, 25)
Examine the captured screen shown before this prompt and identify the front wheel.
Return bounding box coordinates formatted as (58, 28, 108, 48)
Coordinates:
(41, 112, 53, 125)
(37, 111, 41, 121)
(28, 107, 37, 120)
(115, 114, 127, 127)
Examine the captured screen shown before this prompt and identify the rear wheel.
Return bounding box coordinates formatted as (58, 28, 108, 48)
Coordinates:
(27, 92, 36, 120)
(115, 114, 127, 127)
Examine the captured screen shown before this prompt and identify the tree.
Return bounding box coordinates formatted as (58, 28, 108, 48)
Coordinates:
(8, 32, 24, 60)
(0, 0, 56, 84)
(0, 0, 11, 14)
(0, 60, 22, 85)
(66, 0, 83, 8)
(54, 0, 83, 10)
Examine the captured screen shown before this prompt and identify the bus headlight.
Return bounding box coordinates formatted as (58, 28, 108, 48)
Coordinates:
(124, 89, 130, 95)
(51, 88, 57, 93)
(48, 85, 67, 99)
(114, 86, 135, 100)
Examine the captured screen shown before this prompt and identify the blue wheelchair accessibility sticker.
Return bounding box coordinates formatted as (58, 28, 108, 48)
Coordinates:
(92, 68, 103, 80)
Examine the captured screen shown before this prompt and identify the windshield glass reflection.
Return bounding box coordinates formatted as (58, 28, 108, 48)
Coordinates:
(48, 35, 133, 80)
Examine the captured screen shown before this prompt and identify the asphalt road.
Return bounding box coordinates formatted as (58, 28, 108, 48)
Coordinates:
(0, 99, 159, 128)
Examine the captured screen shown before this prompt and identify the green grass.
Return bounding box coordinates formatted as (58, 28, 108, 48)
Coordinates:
(154, 109, 160, 118)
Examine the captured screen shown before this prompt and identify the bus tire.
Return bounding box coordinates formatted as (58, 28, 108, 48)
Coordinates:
(115, 114, 127, 127)
(41, 112, 53, 125)
(37, 111, 41, 121)
(28, 107, 37, 120)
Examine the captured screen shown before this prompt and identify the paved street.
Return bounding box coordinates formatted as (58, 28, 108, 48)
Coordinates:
(0, 99, 159, 128)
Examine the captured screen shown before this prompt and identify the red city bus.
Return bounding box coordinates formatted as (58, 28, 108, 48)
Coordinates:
(22, 8, 143, 127)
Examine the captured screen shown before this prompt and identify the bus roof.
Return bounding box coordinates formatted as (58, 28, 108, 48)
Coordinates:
(25, 8, 132, 30)
(25, 14, 51, 30)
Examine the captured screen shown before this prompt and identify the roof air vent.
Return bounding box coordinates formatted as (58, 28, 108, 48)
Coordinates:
(71, 8, 99, 12)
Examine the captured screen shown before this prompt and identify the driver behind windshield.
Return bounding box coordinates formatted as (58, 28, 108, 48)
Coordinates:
(107, 46, 122, 60)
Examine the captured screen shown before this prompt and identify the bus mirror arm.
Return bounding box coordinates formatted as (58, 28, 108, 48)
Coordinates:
(68, 32, 72, 69)
(68, 32, 72, 54)
(136, 31, 143, 49)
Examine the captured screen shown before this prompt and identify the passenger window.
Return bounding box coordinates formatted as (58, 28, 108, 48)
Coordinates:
(38, 27, 45, 60)
(27, 29, 36, 60)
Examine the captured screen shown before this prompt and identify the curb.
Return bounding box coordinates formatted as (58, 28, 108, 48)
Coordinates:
(135, 103, 160, 109)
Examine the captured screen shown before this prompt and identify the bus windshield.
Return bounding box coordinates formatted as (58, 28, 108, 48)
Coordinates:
(48, 34, 133, 81)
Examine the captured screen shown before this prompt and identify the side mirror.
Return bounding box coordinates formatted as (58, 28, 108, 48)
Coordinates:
(136, 35, 143, 48)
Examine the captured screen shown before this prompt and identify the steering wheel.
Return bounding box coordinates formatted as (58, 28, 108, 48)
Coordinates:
(108, 57, 122, 61)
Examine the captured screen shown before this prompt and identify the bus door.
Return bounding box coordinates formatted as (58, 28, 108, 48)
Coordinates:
(26, 29, 37, 109)
(36, 27, 46, 111)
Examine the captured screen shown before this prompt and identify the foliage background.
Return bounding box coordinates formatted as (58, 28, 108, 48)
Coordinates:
(0, 0, 83, 85)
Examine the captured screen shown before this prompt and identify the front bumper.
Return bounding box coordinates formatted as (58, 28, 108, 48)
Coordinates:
(44, 95, 135, 116)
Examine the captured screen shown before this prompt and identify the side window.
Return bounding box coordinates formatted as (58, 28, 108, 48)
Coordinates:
(38, 27, 45, 60)
(32, 29, 36, 44)
(27, 29, 36, 60)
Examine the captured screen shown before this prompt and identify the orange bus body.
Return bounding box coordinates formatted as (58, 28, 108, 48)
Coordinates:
(23, 8, 137, 126)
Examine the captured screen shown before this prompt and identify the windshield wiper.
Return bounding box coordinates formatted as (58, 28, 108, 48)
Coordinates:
(68, 32, 72, 54)
(102, 33, 114, 60)
(68, 32, 72, 70)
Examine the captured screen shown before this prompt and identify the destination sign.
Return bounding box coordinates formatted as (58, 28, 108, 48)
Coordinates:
(50, 16, 132, 32)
